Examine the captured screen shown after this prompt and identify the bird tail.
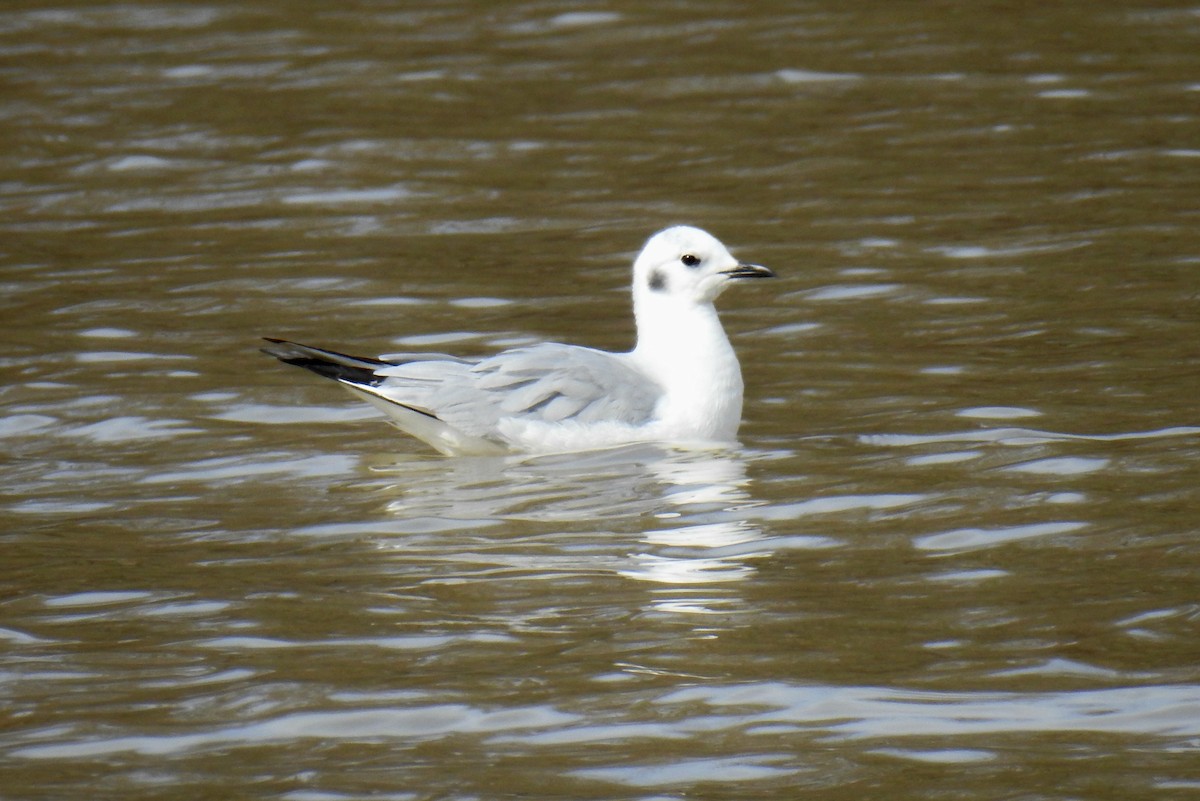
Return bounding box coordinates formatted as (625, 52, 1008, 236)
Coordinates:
(261, 338, 392, 386)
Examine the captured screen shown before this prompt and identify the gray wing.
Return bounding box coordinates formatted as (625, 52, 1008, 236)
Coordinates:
(374, 343, 662, 438)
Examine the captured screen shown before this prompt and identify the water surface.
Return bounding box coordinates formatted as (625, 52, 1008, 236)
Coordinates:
(3, 2, 1199, 799)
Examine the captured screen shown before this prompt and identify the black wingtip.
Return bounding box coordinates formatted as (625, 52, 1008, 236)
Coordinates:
(260, 338, 389, 387)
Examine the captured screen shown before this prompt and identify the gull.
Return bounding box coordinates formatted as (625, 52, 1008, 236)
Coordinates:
(262, 226, 775, 455)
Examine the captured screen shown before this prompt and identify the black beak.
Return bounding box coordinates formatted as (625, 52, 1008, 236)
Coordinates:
(721, 262, 776, 279)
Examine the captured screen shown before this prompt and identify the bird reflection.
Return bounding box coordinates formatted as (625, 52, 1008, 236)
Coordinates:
(366, 443, 771, 603)
(622, 450, 769, 590)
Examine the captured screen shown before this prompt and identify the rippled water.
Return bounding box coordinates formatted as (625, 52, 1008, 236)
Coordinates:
(3, 3, 1199, 799)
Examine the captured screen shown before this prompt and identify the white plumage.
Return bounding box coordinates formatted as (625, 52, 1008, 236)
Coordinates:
(263, 226, 774, 455)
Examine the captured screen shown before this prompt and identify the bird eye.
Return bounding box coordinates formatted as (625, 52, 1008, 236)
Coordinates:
(680, 254, 701, 267)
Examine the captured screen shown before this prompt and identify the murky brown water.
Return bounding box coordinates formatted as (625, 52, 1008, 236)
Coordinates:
(3, 2, 1200, 799)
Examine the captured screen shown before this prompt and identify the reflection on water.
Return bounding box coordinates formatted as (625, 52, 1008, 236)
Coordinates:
(370, 445, 770, 591)
(3, 0, 1200, 798)
(368, 445, 859, 595)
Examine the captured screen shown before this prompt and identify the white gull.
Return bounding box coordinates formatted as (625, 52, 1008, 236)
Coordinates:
(262, 225, 775, 455)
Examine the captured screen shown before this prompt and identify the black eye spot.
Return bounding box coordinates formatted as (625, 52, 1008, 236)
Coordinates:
(648, 269, 667, 292)
(680, 254, 701, 268)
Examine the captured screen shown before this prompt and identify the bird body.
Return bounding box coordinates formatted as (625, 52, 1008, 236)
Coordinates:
(263, 226, 773, 455)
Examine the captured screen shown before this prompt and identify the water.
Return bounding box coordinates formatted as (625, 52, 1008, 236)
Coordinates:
(3, 2, 1199, 799)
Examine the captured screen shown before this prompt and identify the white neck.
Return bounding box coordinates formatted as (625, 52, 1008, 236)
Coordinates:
(629, 291, 744, 440)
